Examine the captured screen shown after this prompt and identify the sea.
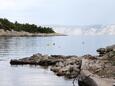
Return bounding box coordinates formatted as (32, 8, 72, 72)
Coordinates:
(1, 25, 115, 86)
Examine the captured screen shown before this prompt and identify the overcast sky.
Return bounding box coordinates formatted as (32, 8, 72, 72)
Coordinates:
(0, 0, 115, 26)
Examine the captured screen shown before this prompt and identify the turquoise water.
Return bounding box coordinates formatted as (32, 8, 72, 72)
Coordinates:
(0, 36, 115, 86)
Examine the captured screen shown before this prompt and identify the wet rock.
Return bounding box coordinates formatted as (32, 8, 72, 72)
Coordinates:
(78, 74, 98, 86)
(10, 59, 39, 65)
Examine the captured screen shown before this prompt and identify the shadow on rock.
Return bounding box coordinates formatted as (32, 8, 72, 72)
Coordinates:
(78, 75, 97, 86)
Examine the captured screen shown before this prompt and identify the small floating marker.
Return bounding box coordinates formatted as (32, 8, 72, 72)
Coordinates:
(47, 43, 55, 47)
(47, 44, 50, 46)
(82, 41, 85, 45)
(53, 43, 55, 45)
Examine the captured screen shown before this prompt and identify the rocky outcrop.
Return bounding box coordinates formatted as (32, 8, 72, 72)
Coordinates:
(51, 56, 81, 79)
(78, 45, 115, 86)
(10, 44, 115, 86)
(10, 54, 81, 79)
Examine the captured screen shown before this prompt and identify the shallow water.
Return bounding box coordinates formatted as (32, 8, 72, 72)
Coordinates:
(0, 36, 115, 86)
(0, 61, 74, 86)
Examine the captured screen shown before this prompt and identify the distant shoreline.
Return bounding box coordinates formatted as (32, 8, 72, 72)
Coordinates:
(0, 29, 66, 37)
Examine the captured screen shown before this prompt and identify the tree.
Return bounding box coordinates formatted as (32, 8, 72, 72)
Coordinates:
(0, 18, 55, 33)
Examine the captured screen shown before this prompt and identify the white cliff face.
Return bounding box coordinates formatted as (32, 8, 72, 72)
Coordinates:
(53, 24, 115, 35)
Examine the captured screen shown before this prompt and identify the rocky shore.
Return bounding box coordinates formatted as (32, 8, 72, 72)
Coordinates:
(0, 29, 66, 37)
(10, 45, 115, 86)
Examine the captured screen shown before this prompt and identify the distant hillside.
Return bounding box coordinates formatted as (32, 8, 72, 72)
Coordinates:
(0, 18, 55, 33)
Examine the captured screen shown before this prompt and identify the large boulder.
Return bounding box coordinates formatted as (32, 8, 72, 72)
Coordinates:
(78, 74, 98, 86)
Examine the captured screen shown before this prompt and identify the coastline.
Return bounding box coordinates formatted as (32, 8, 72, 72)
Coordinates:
(0, 29, 66, 37)
(10, 44, 115, 86)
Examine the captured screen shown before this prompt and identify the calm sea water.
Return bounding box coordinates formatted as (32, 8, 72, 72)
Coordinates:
(0, 35, 115, 86)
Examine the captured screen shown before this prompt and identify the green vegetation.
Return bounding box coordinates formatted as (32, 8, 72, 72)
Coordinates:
(0, 18, 55, 33)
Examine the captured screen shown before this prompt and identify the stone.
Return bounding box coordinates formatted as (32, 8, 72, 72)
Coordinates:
(97, 48, 106, 54)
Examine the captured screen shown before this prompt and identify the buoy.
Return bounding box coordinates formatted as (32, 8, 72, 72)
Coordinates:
(53, 43, 55, 45)
(47, 44, 50, 46)
(82, 41, 85, 45)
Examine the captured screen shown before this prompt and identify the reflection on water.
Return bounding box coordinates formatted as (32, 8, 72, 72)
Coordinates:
(0, 36, 115, 86)
(0, 37, 55, 60)
(0, 61, 74, 86)
(0, 36, 79, 86)
(1, 36, 115, 60)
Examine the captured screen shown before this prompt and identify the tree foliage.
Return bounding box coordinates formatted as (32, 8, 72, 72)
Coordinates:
(0, 18, 55, 33)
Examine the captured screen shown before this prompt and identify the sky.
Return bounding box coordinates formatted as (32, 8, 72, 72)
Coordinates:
(0, 0, 115, 26)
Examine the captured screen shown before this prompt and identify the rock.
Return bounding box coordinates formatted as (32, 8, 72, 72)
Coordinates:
(97, 48, 106, 56)
(10, 46, 115, 85)
(38, 59, 56, 66)
(78, 70, 115, 86)
(50, 57, 82, 79)
(55, 61, 64, 67)
(50, 66, 61, 72)
(66, 55, 78, 58)
(10, 59, 39, 65)
(65, 65, 80, 79)
(56, 67, 68, 76)
(97, 45, 115, 57)
(32, 53, 42, 57)
(10, 54, 60, 66)
(106, 46, 113, 52)
(78, 75, 98, 86)
(99, 51, 115, 60)
(51, 55, 66, 58)
(106, 45, 115, 51)
(82, 54, 97, 60)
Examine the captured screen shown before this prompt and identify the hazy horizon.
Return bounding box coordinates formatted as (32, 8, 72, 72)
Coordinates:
(53, 24, 115, 35)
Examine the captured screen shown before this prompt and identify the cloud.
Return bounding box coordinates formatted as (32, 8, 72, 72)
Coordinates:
(53, 25, 115, 35)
